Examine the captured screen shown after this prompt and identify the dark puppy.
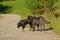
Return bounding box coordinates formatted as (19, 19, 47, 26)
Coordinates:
(17, 19, 28, 31)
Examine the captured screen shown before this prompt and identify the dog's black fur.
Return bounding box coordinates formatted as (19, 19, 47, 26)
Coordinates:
(17, 19, 28, 31)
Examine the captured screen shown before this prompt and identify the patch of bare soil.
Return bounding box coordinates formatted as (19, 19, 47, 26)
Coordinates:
(0, 14, 60, 40)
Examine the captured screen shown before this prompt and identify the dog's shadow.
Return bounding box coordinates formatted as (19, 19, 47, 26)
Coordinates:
(44, 27, 53, 31)
(35, 27, 53, 31)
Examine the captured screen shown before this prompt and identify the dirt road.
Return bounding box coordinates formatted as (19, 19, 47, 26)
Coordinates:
(0, 14, 60, 40)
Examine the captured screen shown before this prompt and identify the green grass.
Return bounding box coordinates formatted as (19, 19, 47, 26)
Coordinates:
(47, 15, 60, 36)
(52, 18, 60, 35)
(1, 0, 31, 19)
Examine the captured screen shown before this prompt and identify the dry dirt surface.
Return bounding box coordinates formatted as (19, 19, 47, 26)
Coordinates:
(0, 14, 60, 40)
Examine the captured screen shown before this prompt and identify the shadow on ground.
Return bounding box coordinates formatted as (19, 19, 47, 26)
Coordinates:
(34, 27, 53, 32)
(44, 27, 53, 31)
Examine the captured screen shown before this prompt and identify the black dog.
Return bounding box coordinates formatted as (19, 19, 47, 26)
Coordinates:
(17, 19, 28, 31)
(17, 19, 33, 31)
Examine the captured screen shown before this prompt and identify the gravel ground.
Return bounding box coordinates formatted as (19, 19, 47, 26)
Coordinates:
(0, 14, 60, 40)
